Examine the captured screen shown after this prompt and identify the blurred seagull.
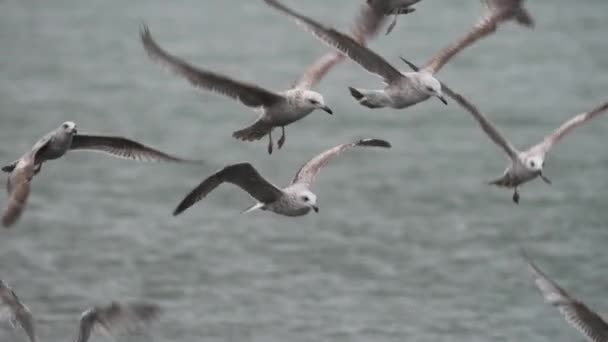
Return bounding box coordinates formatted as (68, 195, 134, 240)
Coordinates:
(73, 301, 161, 342)
(446, 90, 608, 203)
(264, 0, 533, 110)
(0, 280, 36, 342)
(367, 0, 422, 35)
(522, 251, 608, 342)
(1, 121, 195, 228)
(173, 138, 391, 217)
(140, 2, 389, 155)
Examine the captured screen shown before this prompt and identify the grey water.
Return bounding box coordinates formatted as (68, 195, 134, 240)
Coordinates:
(1, 0, 607, 341)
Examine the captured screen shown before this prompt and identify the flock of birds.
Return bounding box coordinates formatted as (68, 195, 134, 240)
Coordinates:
(1, 0, 607, 341)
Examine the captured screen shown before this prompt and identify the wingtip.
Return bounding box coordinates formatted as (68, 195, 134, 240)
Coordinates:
(355, 138, 392, 148)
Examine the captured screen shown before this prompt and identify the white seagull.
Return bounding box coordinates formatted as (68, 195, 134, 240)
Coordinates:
(0, 280, 36, 342)
(367, 0, 423, 35)
(173, 138, 391, 217)
(140, 3, 389, 154)
(1, 121, 195, 228)
(447, 90, 608, 203)
(522, 251, 608, 342)
(263, 0, 533, 110)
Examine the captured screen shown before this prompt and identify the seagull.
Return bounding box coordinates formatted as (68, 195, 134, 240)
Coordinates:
(522, 251, 608, 342)
(1, 121, 196, 228)
(366, 0, 422, 35)
(173, 138, 391, 217)
(0, 280, 36, 342)
(263, 0, 533, 110)
(140, 2, 388, 155)
(445, 88, 608, 204)
(73, 301, 161, 342)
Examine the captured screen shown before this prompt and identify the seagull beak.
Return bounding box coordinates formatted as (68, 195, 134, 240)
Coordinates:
(437, 95, 448, 105)
(539, 172, 552, 185)
(312, 205, 319, 213)
(321, 106, 333, 115)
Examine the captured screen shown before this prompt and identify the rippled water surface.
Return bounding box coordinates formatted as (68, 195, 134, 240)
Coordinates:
(1, 0, 608, 341)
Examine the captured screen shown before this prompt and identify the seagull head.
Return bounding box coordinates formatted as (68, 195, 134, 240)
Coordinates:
(60, 121, 78, 135)
(298, 190, 319, 213)
(303, 91, 333, 115)
(525, 156, 551, 185)
(418, 73, 447, 105)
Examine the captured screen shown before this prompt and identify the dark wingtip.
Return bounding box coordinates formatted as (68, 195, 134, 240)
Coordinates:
(348, 87, 364, 100)
(355, 138, 391, 148)
(399, 57, 420, 71)
(1, 165, 13, 173)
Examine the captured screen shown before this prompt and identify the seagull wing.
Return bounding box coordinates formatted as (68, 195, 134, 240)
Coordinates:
(529, 101, 608, 156)
(291, 138, 391, 187)
(140, 25, 284, 108)
(69, 134, 196, 163)
(442, 85, 519, 160)
(0, 281, 36, 342)
(423, 0, 534, 74)
(292, 0, 389, 89)
(2, 152, 37, 229)
(523, 253, 608, 342)
(76, 301, 160, 342)
(264, 0, 403, 84)
(173, 162, 284, 216)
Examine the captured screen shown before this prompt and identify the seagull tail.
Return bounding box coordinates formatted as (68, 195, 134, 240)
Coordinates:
(514, 8, 534, 28)
(1, 161, 17, 173)
(232, 121, 272, 142)
(348, 87, 365, 100)
(241, 202, 264, 215)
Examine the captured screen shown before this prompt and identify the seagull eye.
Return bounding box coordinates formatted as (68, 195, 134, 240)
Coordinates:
(530, 161, 535, 167)
(62, 123, 69, 129)
(426, 86, 434, 92)
(309, 100, 318, 105)
(302, 196, 309, 202)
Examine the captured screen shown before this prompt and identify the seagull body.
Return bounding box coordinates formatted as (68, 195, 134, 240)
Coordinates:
(264, 0, 533, 110)
(173, 138, 391, 217)
(522, 252, 608, 342)
(447, 90, 608, 203)
(0, 280, 36, 342)
(1, 121, 194, 228)
(367, 0, 422, 35)
(140, 2, 389, 154)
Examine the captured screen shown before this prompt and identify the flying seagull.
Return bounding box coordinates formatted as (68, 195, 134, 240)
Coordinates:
(263, 0, 533, 110)
(140, 2, 389, 155)
(173, 138, 391, 217)
(522, 251, 608, 342)
(1, 121, 196, 228)
(73, 301, 161, 342)
(446, 89, 608, 203)
(367, 0, 422, 35)
(0, 280, 36, 342)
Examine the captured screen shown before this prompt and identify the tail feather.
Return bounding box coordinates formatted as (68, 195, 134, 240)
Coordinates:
(241, 202, 264, 214)
(514, 8, 534, 27)
(232, 120, 272, 142)
(2, 162, 17, 173)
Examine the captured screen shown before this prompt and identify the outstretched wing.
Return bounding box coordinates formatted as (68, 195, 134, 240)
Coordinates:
(264, 0, 402, 84)
(173, 162, 283, 215)
(2, 153, 37, 229)
(0, 281, 36, 342)
(442, 84, 519, 160)
(529, 101, 608, 155)
(423, 0, 534, 74)
(69, 134, 196, 163)
(292, 138, 391, 187)
(76, 301, 160, 342)
(293, 52, 344, 90)
(523, 252, 608, 342)
(140, 25, 284, 108)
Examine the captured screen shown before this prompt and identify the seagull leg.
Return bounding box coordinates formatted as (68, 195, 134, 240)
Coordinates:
(512, 188, 520, 204)
(277, 127, 286, 149)
(386, 14, 398, 35)
(267, 131, 274, 155)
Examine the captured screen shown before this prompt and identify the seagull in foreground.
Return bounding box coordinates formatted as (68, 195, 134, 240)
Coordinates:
(140, 2, 389, 155)
(173, 138, 391, 217)
(264, 0, 533, 110)
(1, 121, 196, 228)
(367, 0, 422, 35)
(446, 89, 608, 203)
(522, 251, 608, 342)
(73, 301, 161, 342)
(0, 280, 36, 342)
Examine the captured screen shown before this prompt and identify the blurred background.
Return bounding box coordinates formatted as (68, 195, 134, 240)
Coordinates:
(1, 0, 607, 341)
